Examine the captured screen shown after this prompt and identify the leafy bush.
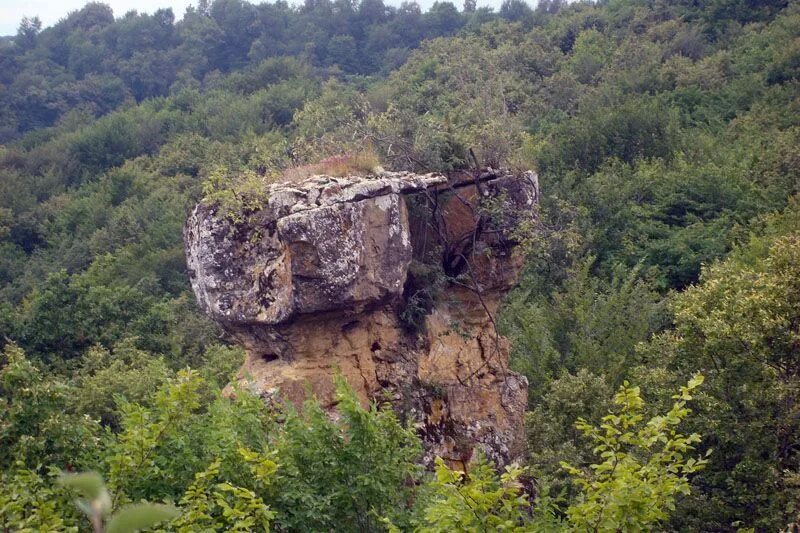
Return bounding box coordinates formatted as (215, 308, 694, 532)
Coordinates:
(0, 342, 103, 471)
(561, 375, 708, 531)
(269, 376, 423, 532)
(416, 376, 707, 531)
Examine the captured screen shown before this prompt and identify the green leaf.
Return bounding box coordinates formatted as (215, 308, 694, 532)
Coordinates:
(58, 471, 106, 500)
(687, 373, 704, 390)
(106, 503, 180, 533)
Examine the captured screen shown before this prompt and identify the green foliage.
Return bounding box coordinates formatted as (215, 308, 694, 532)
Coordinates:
(525, 370, 613, 500)
(1, 0, 799, 530)
(567, 29, 612, 84)
(417, 375, 707, 531)
(416, 456, 537, 532)
(579, 152, 773, 288)
(201, 166, 273, 222)
(59, 471, 179, 533)
(1, 366, 427, 532)
(0, 465, 80, 531)
(641, 204, 800, 530)
(0, 0, 484, 140)
(102, 368, 273, 505)
(0, 342, 103, 471)
(172, 454, 275, 532)
(106, 369, 207, 500)
(18, 269, 167, 363)
(358, 31, 541, 170)
(270, 376, 423, 531)
(561, 375, 709, 531)
(518, 204, 800, 529)
(399, 259, 447, 331)
(73, 342, 173, 427)
(107, 504, 181, 533)
(536, 96, 681, 176)
(503, 258, 664, 398)
(197, 343, 246, 388)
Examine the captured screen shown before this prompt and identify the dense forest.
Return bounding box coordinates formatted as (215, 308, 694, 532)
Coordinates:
(1, 0, 798, 530)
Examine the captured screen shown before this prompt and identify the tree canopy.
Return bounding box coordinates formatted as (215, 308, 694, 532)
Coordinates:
(2, 0, 799, 529)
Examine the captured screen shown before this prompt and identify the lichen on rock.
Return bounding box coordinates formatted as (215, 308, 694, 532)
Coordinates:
(184, 168, 539, 467)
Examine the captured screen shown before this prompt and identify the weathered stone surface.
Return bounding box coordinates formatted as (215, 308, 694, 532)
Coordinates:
(185, 172, 445, 328)
(184, 169, 538, 467)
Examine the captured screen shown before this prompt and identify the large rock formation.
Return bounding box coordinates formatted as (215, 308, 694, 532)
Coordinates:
(184, 169, 538, 467)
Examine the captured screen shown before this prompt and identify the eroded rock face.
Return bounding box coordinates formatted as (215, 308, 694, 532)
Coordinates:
(184, 169, 538, 467)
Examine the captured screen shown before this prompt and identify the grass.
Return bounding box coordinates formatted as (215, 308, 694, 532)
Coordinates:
(281, 150, 382, 183)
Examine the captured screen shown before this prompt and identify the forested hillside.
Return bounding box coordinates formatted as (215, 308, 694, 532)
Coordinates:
(0, 0, 554, 140)
(1, 0, 798, 530)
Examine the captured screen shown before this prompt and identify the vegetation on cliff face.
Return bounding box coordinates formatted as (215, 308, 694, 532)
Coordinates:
(1, 0, 799, 529)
